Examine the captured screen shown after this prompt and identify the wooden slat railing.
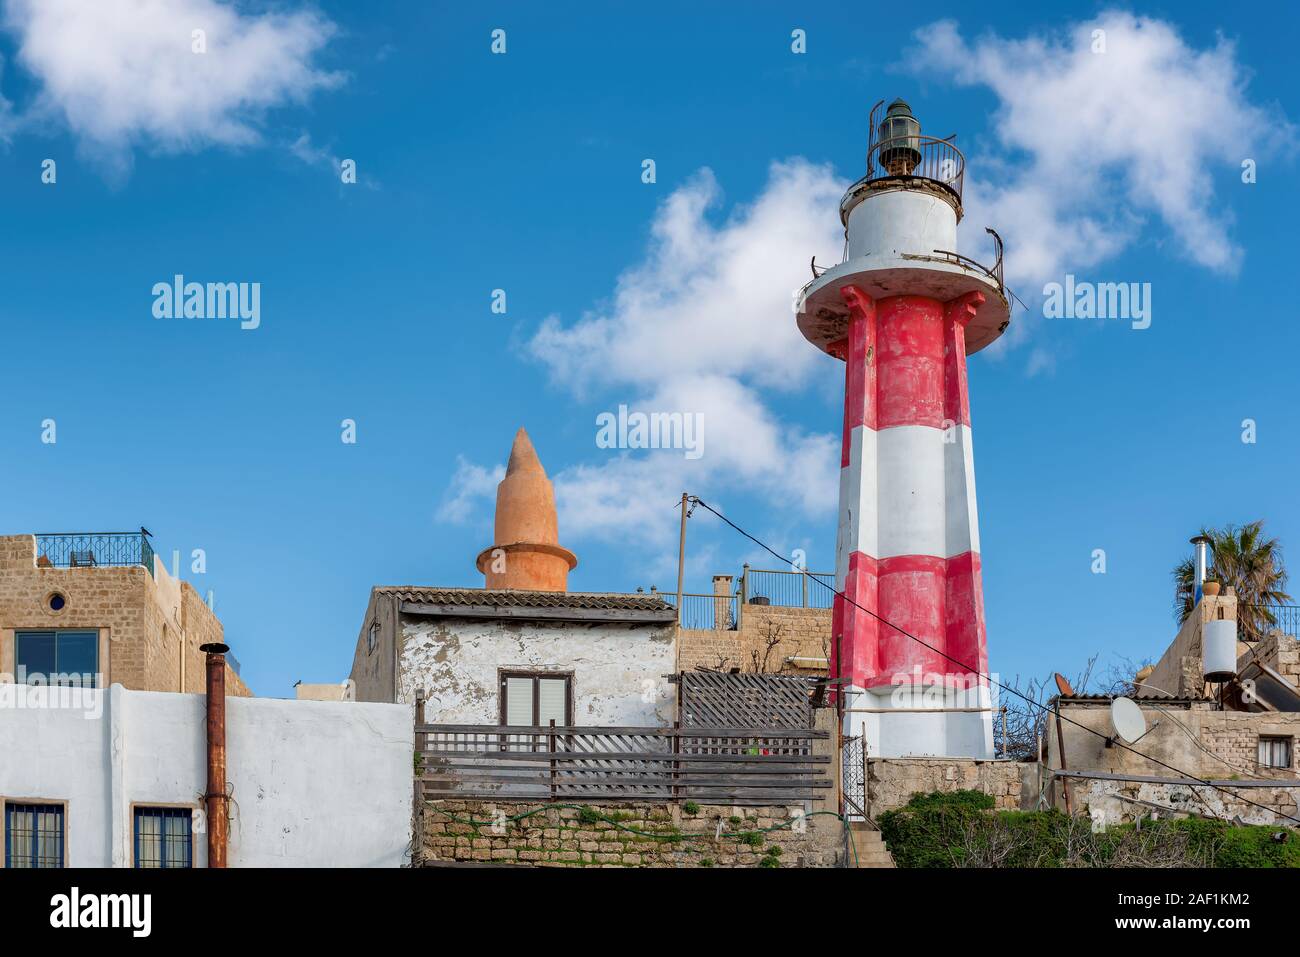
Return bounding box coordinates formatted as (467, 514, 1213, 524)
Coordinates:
(416, 723, 831, 806)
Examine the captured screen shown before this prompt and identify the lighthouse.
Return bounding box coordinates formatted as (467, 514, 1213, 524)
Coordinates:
(796, 100, 1010, 758)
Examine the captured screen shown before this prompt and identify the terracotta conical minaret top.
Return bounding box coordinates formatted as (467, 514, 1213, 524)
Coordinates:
(475, 428, 577, 591)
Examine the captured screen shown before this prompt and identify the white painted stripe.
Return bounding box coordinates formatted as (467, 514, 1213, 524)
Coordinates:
(839, 424, 981, 560)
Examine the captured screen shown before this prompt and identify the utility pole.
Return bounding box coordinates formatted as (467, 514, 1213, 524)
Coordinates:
(675, 492, 688, 625)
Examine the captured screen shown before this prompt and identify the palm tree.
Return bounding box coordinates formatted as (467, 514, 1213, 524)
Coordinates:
(1173, 521, 1293, 641)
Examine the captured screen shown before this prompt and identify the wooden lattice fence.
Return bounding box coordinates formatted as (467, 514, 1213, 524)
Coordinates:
(677, 671, 815, 730)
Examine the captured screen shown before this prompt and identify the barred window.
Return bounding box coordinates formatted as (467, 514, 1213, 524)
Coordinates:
(134, 807, 193, 868)
(4, 802, 64, 868)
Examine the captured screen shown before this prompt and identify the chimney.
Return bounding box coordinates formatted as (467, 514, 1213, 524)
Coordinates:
(475, 428, 577, 591)
(1190, 534, 1210, 605)
(200, 642, 229, 868)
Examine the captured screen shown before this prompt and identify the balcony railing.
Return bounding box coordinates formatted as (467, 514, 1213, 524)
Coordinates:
(1240, 604, 1300, 642)
(34, 532, 155, 578)
(741, 567, 835, 611)
(662, 592, 737, 630)
(662, 568, 836, 630)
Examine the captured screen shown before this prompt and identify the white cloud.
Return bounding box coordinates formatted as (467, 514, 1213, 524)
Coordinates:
(533, 161, 846, 551)
(289, 132, 340, 173)
(3, 0, 342, 171)
(442, 160, 846, 556)
(436, 457, 504, 525)
(529, 162, 845, 392)
(907, 12, 1293, 301)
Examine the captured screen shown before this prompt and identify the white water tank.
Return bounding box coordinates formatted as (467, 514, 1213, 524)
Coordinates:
(1203, 619, 1238, 681)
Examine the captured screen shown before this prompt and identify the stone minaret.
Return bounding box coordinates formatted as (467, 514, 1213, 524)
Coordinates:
(795, 99, 1011, 758)
(476, 428, 577, 592)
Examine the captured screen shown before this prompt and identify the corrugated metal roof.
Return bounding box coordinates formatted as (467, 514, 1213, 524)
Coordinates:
(375, 586, 674, 613)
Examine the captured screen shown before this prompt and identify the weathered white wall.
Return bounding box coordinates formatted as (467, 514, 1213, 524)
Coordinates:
(0, 684, 412, 867)
(399, 616, 676, 726)
(0, 685, 113, 866)
(845, 187, 958, 261)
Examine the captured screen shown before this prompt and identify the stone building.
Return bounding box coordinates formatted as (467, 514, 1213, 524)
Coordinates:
(676, 574, 833, 675)
(0, 532, 248, 697)
(349, 429, 678, 724)
(1048, 590, 1300, 827)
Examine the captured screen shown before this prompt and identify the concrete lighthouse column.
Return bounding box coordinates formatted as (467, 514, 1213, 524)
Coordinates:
(831, 284, 993, 759)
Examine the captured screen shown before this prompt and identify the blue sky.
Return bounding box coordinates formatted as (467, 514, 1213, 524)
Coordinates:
(0, 1, 1296, 696)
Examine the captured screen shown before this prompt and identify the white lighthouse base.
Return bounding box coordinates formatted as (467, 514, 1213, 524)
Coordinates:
(843, 684, 995, 759)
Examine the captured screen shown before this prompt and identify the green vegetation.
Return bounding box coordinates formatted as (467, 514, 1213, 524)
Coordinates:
(878, 790, 1300, 868)
(682, 801, 700, 816)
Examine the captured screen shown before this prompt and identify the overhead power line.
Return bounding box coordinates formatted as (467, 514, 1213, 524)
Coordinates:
(686, 494, 1299, 825)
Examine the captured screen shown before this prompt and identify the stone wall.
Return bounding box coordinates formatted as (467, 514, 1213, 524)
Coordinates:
(0, 534, 248, 696)
(1246, 632, 1300, 687)
(1052, 699, 1300, 826)
(678, 604, 831, 675)
(418, 800, 844, 868)
(865, 757, 1029, 816)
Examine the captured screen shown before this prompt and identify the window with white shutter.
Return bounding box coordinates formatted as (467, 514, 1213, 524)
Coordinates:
(538, 678, 567, 726)
(499, 671, 572, 727)
(1258, 736, 1293, 769)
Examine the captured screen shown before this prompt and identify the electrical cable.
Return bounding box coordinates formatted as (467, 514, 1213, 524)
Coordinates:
(687, 495, 1299, 825)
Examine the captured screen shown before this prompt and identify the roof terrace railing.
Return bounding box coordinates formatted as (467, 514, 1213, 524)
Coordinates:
(1240, 604, 1300, 643)
(34, 532, 155, 578)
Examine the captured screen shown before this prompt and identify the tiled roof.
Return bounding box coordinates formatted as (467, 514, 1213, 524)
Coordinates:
(1058, 692, 1207, 704)
(374, 586, 674, 613)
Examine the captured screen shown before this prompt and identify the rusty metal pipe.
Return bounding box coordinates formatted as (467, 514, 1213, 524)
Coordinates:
(200, 642, 229, 868)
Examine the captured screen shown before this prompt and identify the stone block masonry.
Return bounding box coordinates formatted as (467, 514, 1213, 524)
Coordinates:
(866, 757, 1030, 817)
(678, 605, 832, 675)
(0, 534, 249, 696)
(418, 801, 845, 868)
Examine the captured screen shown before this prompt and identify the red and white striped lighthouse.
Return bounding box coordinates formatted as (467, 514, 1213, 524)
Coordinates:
(796, 100, 1010, 758)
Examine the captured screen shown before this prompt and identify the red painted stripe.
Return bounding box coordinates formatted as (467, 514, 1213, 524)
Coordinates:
(833, 550, 988, 691)
(834, 291, 984, 432)
(875, 296, 945, 430)
(832, 550, 878, 686)
(943, 292, 984, 429)
(837, 286, 877, 465)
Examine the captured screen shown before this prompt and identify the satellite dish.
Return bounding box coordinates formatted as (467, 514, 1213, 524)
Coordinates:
(1053, 673, 1075, 697)
(1110, 696, 1147, 744)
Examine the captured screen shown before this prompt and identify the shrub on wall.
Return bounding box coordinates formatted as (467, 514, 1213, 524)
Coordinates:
(878, 790, 1299, 868)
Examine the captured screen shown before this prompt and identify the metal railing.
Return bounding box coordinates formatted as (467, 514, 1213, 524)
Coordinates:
(34, 532, 155, 577)
(1241, 604, 1300, 641)
(662, 592, 737, 630)
(740, 566, 836, 611)
(864, 134, 965, 204)
(660, 568, 836, 630)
